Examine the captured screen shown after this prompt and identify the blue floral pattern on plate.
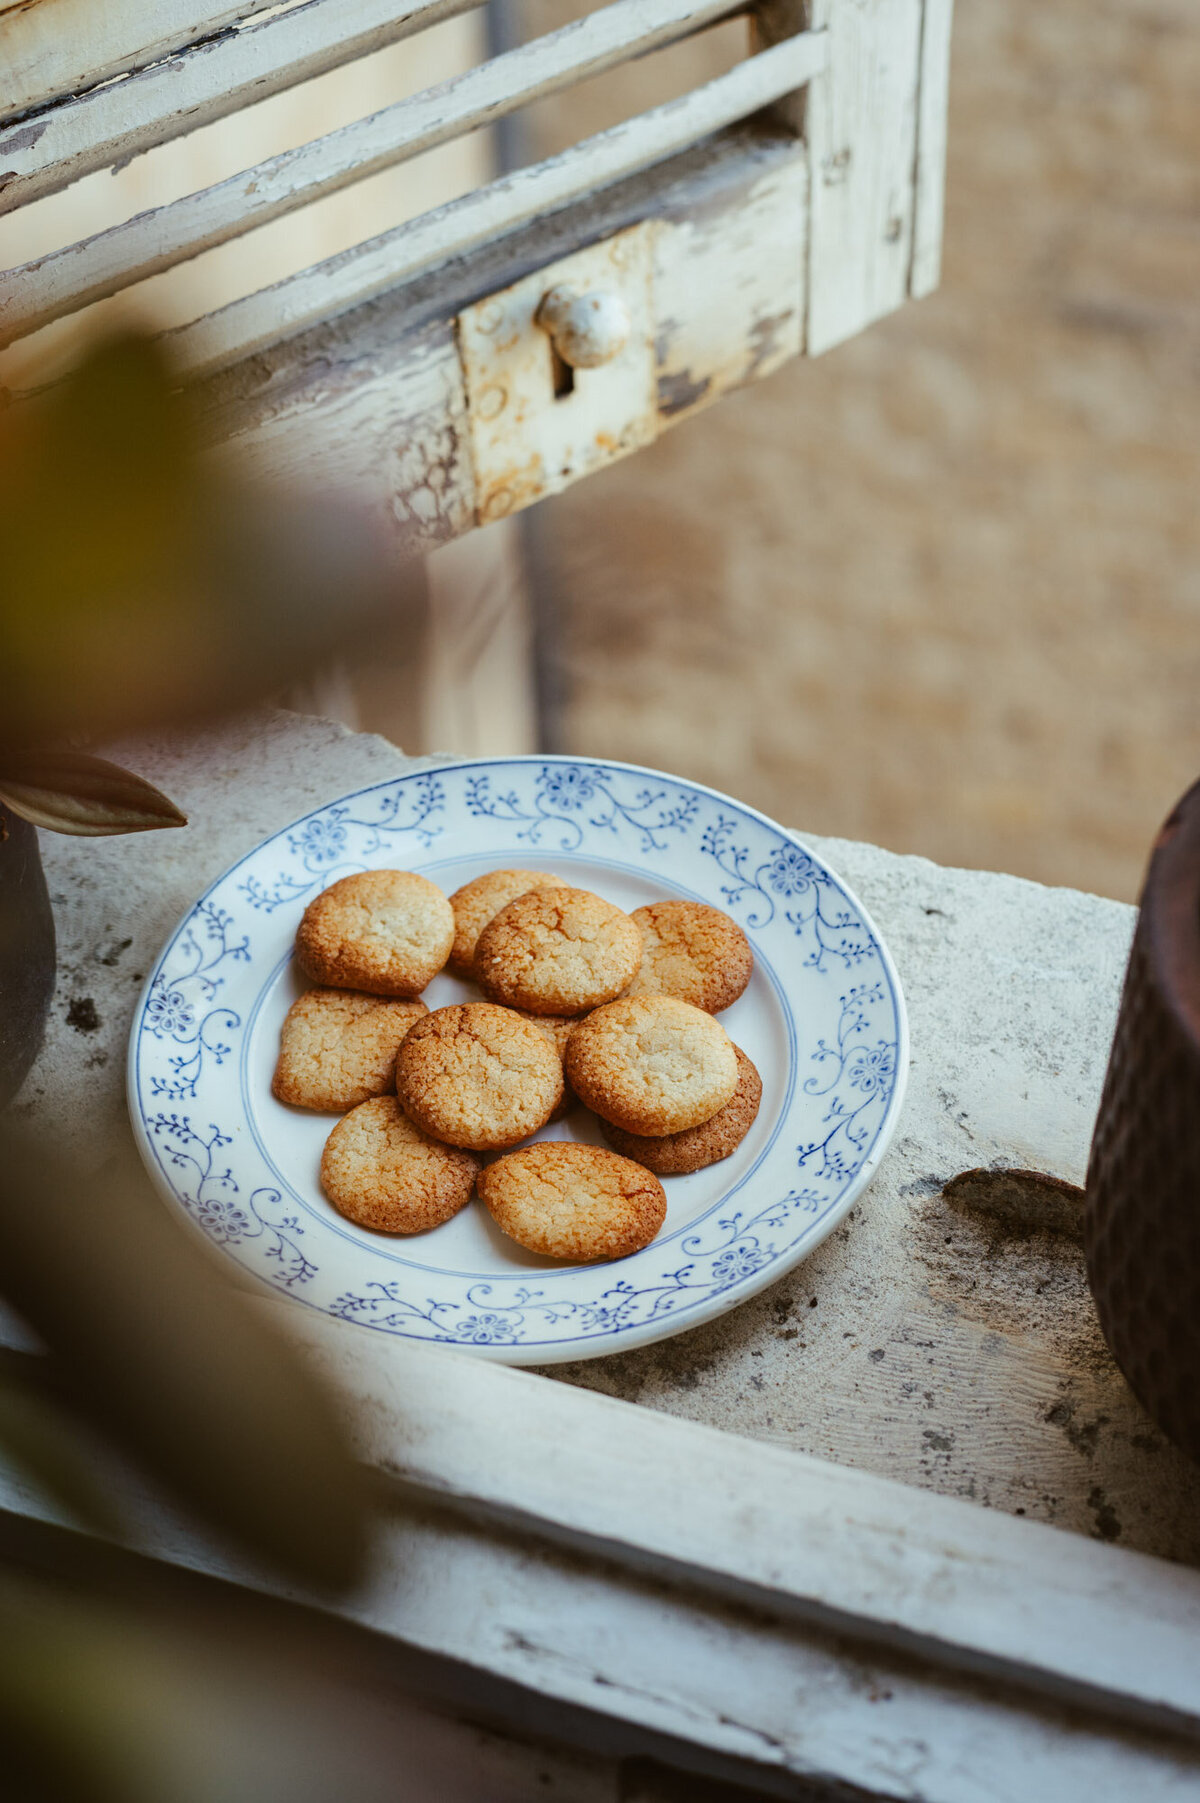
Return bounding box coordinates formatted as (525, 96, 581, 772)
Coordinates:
(128, 759, 907, 1365)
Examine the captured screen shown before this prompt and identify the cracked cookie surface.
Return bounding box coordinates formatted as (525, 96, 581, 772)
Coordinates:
(600, 1044, 762, 1173)
(447, 869, 558, 976)
(511, 1007, 581, 1121)
(565, 995, 738, 1135)
(320, 1096, 480, 1233)
(273, 988, 427, 1112)
(295, 869, 453, 996)
(395, 1003, 564, 1150)
(478, 1142, 666, 1261)
(624, 901, 752, 1013)
(475, 886, 641, 1015)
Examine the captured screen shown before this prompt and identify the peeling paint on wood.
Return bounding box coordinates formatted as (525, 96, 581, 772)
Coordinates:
(0, 0, 282, 123)
(657, 368, 711, 417)
(0, 120, 46, 157)
(651, 140, 805, 425)
(459, 225, 657, 523)
(803, 0, 926, 354)
(163, 32, 826, 381)
(196, 131, 809, 549)
(0, 0, 482, 211)
(0, 0, 741, 332)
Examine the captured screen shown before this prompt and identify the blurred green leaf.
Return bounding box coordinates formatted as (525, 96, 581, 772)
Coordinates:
(0, 1136, 372, 1591)
(0, 330, 411, 756)
(0, 1365, 124, 1538)
(0, 1575, 170, 1803)
(0, 751, 186, 836)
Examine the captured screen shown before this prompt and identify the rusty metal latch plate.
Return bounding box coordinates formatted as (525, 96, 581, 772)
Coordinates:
(458, 224, 657, 525)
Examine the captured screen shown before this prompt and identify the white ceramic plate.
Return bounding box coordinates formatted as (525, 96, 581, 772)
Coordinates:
(128, 758, 907, 1364)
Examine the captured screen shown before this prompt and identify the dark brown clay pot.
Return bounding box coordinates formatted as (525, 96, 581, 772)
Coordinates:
(1085, 776, 1200, 1461)
(0, 808, 56, 1108)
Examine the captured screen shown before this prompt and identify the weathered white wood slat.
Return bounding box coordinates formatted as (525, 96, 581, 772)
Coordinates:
(0, 0, 745, 348)
(10, 1471, 1200, 1803)
(0, 0, 483, 215)
(3, 1301, 1200, 1799)
(909, 0, 954, 298)
(652, 132, 805, 417)
(286, 1307, 1200, 1741)
(336, 1503, 1200, 1803)
(0, 0, 280, 122)
(167, 31, 828, 380)
(804, 0, 925, 354)
(198, 129, 804, 549)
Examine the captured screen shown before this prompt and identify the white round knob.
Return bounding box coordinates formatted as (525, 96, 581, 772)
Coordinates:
(535, 285, 632, 369)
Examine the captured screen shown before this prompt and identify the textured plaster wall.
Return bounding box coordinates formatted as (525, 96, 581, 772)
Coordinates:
(532, 0, 1200, 902)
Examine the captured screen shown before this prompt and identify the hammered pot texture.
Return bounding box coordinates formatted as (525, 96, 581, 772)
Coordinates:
(1086, 780, 1200, 1463)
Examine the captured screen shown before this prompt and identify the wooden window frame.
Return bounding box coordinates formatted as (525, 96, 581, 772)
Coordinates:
(3, 1299, 1200, 1798)
(4, 1, 951, 548)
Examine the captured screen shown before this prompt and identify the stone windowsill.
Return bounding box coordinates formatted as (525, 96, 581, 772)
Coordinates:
(15, 708, 1192, 1564)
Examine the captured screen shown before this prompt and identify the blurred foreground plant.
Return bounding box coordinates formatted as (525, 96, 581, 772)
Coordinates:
(0, 330, 397, 760)
(0, 330, 419, 1794)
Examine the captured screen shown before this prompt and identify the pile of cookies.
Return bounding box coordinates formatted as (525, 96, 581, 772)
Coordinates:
(272, 868, 762, 1264)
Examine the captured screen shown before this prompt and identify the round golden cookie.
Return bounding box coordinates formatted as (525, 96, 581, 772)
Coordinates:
(447, 869, 558, 976)
(320, 1096, 479, 1234)
(624, 901, 753, 1013)
(511, 1008, 576, 1059)
(478, 1143, 666, 1262)
(565, 995, 739, 1135)
(475, 887, 642, 1015)
(600, 1045, 762, 1174)
(272, 988, 427, 1112)
(295, 870, 454, 996)
(511, 1007, 580, 1121)
(395, 1003, 564, 1151)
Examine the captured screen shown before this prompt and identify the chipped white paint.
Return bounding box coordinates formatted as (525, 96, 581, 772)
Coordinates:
(165, 32, 828, 381)
(1, 3, 950, 779)
(910, 0, 955, 297)
(0, 0, 482, 213)
(2, 1, 953, 538)
(0, 0, 742, 339)
(804, 0, 926, 354)
(200, 133, 809, 551)
(459, 226, 656, 523)
(0, 0, 280, 121)
(652, 131, 806, 419)
(212, 316, 477, 552)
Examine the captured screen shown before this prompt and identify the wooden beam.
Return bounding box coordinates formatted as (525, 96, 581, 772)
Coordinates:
(909, 0, 954, 298)
(0, 0, 744, 344)
(0, 0, 280, 121)
(3, 1303, 1200, 1800)
(287, 1305, 1200, 1743)
(803, 0, 925, 354)
(0, 0, 482, 213)
(195, 128, 806, 551)
(165, 31, 826, 380)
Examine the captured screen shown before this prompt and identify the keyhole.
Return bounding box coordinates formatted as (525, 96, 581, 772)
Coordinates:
(550, 343, 575, 401)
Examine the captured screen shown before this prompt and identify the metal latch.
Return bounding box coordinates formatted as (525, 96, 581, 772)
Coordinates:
(458, 224, 656, 525)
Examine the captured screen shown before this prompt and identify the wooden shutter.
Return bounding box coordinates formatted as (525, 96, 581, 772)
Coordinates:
(1, 0, 953, 546)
